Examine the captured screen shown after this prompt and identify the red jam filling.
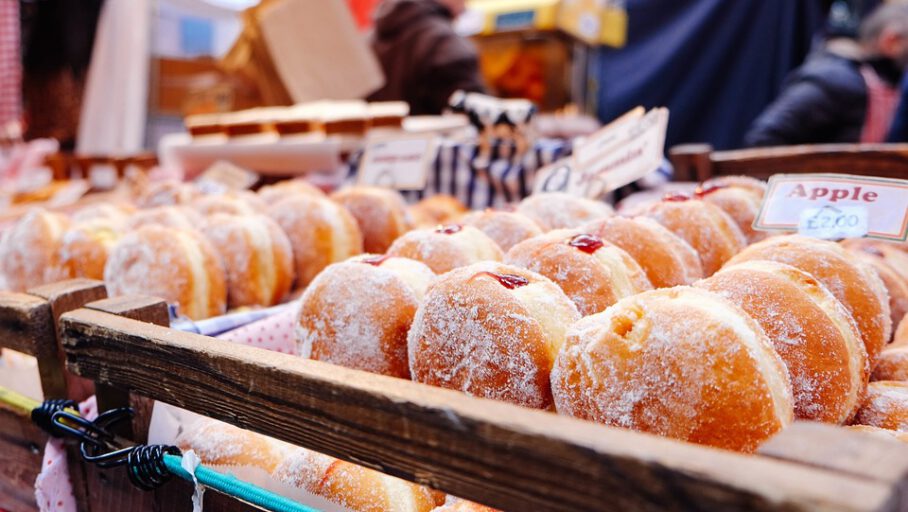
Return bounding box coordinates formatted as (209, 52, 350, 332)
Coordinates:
(476, 271, 529, 289)
(436, 224, 463, 234)
(694, 184, 727, 198)
(662, 192, 692, 202)
(568, 234, 605, 254)
(360, 254, 391, 266)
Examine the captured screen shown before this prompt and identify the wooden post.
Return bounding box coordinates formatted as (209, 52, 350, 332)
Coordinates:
(668, 143, 714, 182)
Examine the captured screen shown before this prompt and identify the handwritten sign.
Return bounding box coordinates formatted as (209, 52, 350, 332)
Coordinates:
(358, 132, 436, 190)
(195, 160, 259, 193)
(755, 174, 908, 241)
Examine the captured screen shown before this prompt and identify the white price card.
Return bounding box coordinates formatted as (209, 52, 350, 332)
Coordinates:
(358, 132, 437, 190)
(755, 174, 908, 241)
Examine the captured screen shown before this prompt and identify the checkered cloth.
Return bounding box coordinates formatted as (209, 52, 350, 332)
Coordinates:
(0, 0, 21, 128)
(170, 303, 294, 337)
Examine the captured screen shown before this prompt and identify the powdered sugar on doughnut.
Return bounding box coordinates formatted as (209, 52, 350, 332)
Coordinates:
(0, 209, 69, 291)
(516, 193, 614, 231)
(853, 381, 908, 432)
(461, 210, 543, 252)
(387, 226, 503, 275)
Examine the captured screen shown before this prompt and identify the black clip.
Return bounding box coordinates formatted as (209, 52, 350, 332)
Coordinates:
(31, 399, 77, 438)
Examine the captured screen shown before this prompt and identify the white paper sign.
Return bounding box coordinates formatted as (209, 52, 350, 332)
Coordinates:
(358, 133, 436, 190)
(798, 205, 869, 239)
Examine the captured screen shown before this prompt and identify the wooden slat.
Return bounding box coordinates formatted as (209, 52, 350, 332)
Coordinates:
(0, 292, 55, 358)
(0, 405, 44, 512)
(60, 309, 902, 512)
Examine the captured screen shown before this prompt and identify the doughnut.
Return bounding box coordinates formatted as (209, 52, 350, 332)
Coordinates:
(191, 190, 266, 217)
(70, 203, 135, 226)
(136, 179, 198, 208)
(694, 184, 769, 243)
(201, 214, 294, 308)
(843, 239, 908, 282)
(697, 260, 867, 423)
(460, 210, 543, 252)
(581, 216, 703, 288)
(550, 286, 794, 453)
(637, 195, 746, 275)
(852, 381, 908, 432)
(728, 235, 892, 362)
(331, 186, 413, 253)
(257, 179, 324, 204)
(408, 262, 580, 408)
(297, 255, 435, 378)
(104, 225, 227, 320)
(845, 250, 908, 336)
(432, 497, 499, 512)
(387, 225, 503, 275)
(273, 447, 440, 512)
(176, 418, 286, 473)
(874, 347, 908, 381)
(408, 194, 467, 228)
(56, 219, 123, 281)
(701, 175, 767, 198)
(515, 193, 614, 231)
(126, 206, 203, 232)
(846, 425, 908, 442)
(506, 231, 652, 316)
(894, 316, 908, 349)
(0, 209, 70, 291)
(266, 195, 363, 288)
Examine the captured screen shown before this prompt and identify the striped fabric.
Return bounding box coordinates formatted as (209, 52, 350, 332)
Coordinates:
(0, 0, 21, 129)
(859, 65, 899, 143)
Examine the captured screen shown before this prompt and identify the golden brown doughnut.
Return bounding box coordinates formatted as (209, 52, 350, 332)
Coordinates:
(408, 194, 468, 228)
(506, 231, 652, 316)
(894, 316, 908, 349)
(70, 203, 135, 226)
(408, 262, 580, 408)
(297, 255, 435, 378)
(201, 213, 294, 308)
(387, 225, 503, 275)
(257, 179, 325, 204)
(515, 193, 614, 231)
(638, 195, 746, 275)
(845, 425, 908, 442)
(581, 216, 703, 288)
(852, 381, 908, 432)
(267, 195, 364, 288)
(846, 251, 908, 337)
(56, 219, 123, 281)
(104, 225, 227, 320)
(0, 209, 70, 291)
(700, 175, 767, 198)
(728, 235, 892, 363)
(551, 286, 794, 453)
(698, 260, 867, 423)
(191, 190, 266, 217)
(874, 347, 908, 381)
(176, 418, 285, 473)
(126, 206, 203, 232)
(460, 210, 543, 252)
(694, 184, 769, 243)
(331, 186, 413, 253)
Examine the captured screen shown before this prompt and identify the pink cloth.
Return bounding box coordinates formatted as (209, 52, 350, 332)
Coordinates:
(34, 396, 97, 512)
(217, 307, 299, 355)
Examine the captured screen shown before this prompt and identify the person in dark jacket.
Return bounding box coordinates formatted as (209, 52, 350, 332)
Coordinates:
(367, 0, 485, 115)
(745, 4, 908, 147)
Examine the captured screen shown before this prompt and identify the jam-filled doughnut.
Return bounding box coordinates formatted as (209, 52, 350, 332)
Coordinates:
(845, 249, 908, 337)
(191, 190, 266, 217)
(700, 175, 767, 198)
(331, 186, 413, 253)
(387, 224, 503, 275)
(56, 218, 123, 281)
(201, 213, 294, 308)
(267, 194, 363, 288)
(516, 193, 613, 231)
(581, 216, 703, 288)
(126, 206, 203, 231)
(852, 381, 908, 432)
(104, 225, 227, 320)
(177, 418, 286, 473)
(408, 262, 580, 408)
(551, 286, 794, 453)
(460, 210, 543, 252)
(257, 179, 325, 204)
(0, 209, 70, 291)
(506, 231, 652, 316)
(698, 260, 867, 423)
(728, 235, 892, 362)
(297, 255, 434, 378)
(873, 347, 908, 381)
(694, 184, 769, 243)
(637, 195, 746, 275)
(408, 194, 467, 228)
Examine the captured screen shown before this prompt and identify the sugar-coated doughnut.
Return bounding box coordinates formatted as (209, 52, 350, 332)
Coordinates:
(126, 206, 203, 232)
(460, 210, 543, 252)
(694, 184, 769, 243)
(56, 219, 123, 281)
(267, 195, 364, 288)
(297, 255, 434, 378)
(581, 216, 703, 288)
(257, 179, 325, 204)
(0, 209, 70, 292)
(331, 186, 413, 253)
(846, 425, 908, 442)
(701, 175, 767, 198)
(70, 203, 135, 226)
(431, 497, 500, 512)
(638, 196, 746, 275)
(273, 447, 440, 512)
(728, 235, 892, 362)
(176, 418, 287, 473)
(874, 347, 908, 381)
(136, 180, 198, 208)
(387, 225, 503, 275)
(894, 316, 908, 349)
(408, 262, 580, 408)
(104, 225, 227, 320)
(846, 250, 908, 337)
(191, 190, 266, 216)
(852, 381, 908, 432)
(516, 193, 613, 231)
(201, 213, 294, 308)
(506, 231, 652, 316)
(408, 194, 467, 228)
(698, 260, 867, 423)
(551, 286, 794, 453)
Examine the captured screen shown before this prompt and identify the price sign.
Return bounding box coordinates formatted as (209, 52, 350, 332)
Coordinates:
(798, 205, 869, 239)
(358, 132, 437, 190)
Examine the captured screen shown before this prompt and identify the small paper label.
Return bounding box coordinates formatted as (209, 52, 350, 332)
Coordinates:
(358, 132, 436, 190)
(755, 174, 908, 241)
(195, 160, 258, 192)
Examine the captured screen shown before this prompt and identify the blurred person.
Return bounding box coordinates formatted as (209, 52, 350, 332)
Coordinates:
(367, 0, 485, 115)
(887, 74, 908, 141)
(745, 3, 908, 146)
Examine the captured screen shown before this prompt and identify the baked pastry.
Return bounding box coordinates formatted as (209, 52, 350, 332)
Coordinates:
(893, 316, 908, 349)
(431, 497, 500, 512)
(191, 190, 266, 217)
(846, 250, 908, 337)
(267, 195, 363, 288)
(581, 216, 703, 288)
(56, 218, 123, 281)
(408, 262, 580, 409)
(728, 235, 892, 362)
(506, 231, 652, 316)
(176, 418, 286, 473)
(0, 209, 70, 292)
(694, 184, 769, 243)
(126, 206, 203, 232)
(637, 195, 746, 275)
(297, 255, 435, 378)
(408, 195, 468, 228)
(201, 213, 294, 308)
(136, 179, 198, 208)
(104, 225, 227, 320)
(698, 260, 867, 423)
(550, 286, 794, 453)
(460, 210, 543, 252)
(70, 203, 135, 226)
(873, 347, 908, 381)
(846, 425, 908, 442)
(387, 225, 503, 275)
(700, 175, 767, 198)
(331, 186, 413, 253)
(852, 381, 908, 432)
(515, 193, 613, 231)
(257, 179, 324, 204)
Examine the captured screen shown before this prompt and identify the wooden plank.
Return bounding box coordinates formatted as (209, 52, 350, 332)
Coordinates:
(60, 309, 901, 512)
(0, 404, 44, 512)
(710, 144, 908, 180)
(0, 292, 55, 358)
